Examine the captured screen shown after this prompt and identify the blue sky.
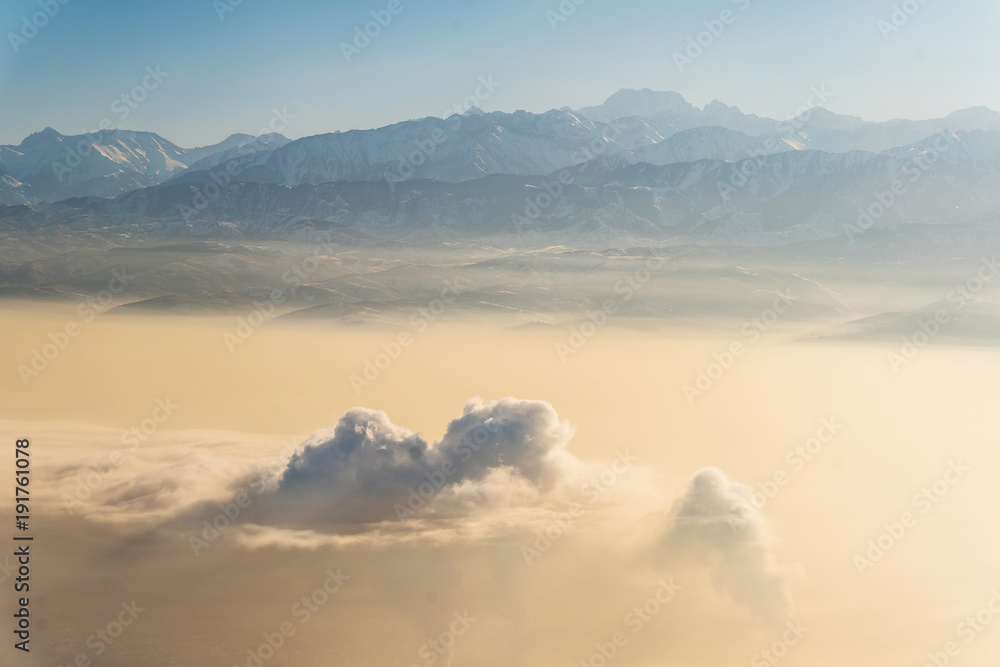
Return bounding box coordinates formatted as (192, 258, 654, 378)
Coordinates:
(0, 0, 997, 147)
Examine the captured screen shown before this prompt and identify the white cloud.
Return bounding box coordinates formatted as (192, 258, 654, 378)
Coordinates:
(661, 467, 794, 619)
(260, 397, 577, 528)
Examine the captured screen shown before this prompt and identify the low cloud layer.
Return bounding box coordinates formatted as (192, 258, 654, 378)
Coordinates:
(33, 397, 797, 664)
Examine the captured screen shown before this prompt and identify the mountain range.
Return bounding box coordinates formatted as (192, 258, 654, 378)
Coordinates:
(3, 88, 1000, 246)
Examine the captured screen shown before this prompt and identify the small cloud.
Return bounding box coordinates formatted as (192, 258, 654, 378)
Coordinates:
(661, 467, 794, 619)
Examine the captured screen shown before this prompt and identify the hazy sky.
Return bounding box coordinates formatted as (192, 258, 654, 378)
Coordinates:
(0, 0, 997, 146)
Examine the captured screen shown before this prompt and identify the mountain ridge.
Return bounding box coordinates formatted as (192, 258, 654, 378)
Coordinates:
(2, 89, 1000, 250)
